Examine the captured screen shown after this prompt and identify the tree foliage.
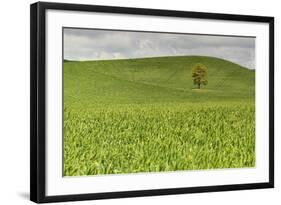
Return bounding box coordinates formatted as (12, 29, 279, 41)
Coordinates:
(192, 63, 208, 89)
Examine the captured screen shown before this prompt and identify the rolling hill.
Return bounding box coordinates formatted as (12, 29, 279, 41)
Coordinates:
(64, 55, 255, 107)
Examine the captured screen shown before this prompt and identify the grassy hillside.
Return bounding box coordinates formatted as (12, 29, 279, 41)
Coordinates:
(64, 56, 255, 107)
(63, 56, 255, 176)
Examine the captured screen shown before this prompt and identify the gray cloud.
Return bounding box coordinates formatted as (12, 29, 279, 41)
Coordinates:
(64, 28, 255, 69)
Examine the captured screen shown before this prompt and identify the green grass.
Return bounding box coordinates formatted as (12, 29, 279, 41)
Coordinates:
(63, 55, 255, 176)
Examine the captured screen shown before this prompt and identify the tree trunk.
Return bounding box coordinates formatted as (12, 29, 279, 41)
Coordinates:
(198, 83, 201, 89)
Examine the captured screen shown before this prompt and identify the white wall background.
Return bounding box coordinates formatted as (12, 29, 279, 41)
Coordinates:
(0, 0, 279, 204)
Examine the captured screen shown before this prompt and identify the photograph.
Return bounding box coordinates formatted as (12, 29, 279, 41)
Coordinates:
(30, 2, 274, 202)
(63, 28, 256, 177)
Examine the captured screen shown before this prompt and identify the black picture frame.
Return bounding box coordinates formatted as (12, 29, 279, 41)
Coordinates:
(30, 1, 274, 203)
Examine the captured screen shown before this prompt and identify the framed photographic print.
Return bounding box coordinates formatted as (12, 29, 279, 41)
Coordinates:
(30, 2, 274, 203)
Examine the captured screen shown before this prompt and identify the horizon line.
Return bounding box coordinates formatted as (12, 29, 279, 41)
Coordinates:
(63, 55, 255, 70)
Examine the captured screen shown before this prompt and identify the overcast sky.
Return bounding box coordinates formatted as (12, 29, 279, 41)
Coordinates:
(64, 28, 255, 69)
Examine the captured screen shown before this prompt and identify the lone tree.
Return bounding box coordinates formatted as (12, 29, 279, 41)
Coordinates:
(192, 63, 208, 89)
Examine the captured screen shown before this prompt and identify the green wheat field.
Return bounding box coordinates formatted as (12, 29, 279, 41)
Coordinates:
(63, 56, 255, 176)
